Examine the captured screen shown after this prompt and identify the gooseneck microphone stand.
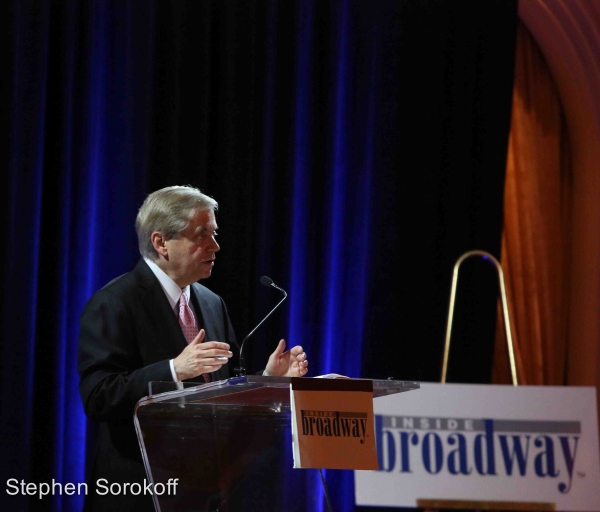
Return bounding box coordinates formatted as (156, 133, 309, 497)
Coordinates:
(234, 276, 287, 377)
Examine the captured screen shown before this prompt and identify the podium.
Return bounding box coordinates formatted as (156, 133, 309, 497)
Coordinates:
(134, 375, 419, 512)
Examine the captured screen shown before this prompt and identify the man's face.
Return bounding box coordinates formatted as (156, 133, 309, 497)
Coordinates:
(163, 209, 220, 287)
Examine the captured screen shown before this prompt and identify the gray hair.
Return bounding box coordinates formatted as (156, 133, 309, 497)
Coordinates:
(135, 185, 218, 260)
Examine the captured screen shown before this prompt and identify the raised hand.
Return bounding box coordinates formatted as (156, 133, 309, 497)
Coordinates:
(173, 329, 232, 381)
(264, 339, 309, 377)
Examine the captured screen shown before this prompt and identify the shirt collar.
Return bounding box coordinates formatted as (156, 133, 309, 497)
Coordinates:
(144, 258, 190, 314)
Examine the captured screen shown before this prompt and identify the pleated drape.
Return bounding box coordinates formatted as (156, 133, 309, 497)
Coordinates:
(494, 22, 572, 386)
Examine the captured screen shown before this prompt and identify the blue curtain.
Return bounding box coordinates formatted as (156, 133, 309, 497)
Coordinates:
(1, 1, 155, 511)
(0, 1, 517, 511)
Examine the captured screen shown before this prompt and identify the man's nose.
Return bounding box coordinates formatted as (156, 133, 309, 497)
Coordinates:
(211, 237, 220, 252)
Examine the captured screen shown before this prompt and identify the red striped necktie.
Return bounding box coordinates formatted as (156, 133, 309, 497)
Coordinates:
(178, 291, 210, 383)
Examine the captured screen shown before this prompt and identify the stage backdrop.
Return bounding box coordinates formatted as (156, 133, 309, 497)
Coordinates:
(0, 1, 517, 511)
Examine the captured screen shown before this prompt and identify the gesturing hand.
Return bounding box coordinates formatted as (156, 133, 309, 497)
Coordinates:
(173, 329, 232, 381)
(264, 339, 309, 377)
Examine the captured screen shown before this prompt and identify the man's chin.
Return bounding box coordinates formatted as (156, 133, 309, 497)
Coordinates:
(196, 270, 213, 281)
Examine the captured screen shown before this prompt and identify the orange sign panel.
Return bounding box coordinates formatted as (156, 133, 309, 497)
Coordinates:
(291, 378, 378, 470)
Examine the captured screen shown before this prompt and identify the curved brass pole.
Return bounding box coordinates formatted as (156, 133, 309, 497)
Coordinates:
(440, 250, 518, 386)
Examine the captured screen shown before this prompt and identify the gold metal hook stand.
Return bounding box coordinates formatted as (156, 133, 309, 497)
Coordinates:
(440, 250, 518, 385)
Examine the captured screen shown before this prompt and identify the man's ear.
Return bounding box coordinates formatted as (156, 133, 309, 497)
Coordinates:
(150, 232, 169, 259)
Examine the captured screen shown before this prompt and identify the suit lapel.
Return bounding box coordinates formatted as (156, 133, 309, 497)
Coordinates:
(190, 284, 230, 381)
(133, 260, 188, 356)
(190, 284, 223, 342)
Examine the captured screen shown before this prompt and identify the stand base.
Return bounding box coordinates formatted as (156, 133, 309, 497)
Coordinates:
(417, 499, 556, 511)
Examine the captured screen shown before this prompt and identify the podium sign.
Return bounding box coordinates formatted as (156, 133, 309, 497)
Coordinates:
(290, 378, 378, 469)
(355, 383, 600, 511)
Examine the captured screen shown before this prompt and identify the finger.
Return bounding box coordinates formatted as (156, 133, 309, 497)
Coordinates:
(199, 341, 230, 351)
(196, 345, 232, 356)
(296, 360, 308, 371)
(209, 346, 233, 356)
(209, 350, 233, 361)
(289, 345, 304, 356)
(295, 351, 307, 361)
(190, 329, 206, 345)
(271, 339, 286, 357)
(196, 349, 232, 361)
(199, 359, 227, 370)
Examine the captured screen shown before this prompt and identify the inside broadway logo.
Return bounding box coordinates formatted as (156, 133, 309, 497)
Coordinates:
(301, 410, 368, 444)
(376, 416, 581, 493)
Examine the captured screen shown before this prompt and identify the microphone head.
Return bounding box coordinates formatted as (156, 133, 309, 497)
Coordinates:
(260, 275, 274, 287)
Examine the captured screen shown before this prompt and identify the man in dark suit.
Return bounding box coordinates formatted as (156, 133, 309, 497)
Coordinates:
(78, 185, 308, 511)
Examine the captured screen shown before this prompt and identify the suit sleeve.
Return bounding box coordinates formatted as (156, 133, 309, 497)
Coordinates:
(78, 289, 173, 422)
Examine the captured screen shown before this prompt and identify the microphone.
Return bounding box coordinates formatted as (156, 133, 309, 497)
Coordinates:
(260, 275, 273, 287)
(234, 276, 288, 377)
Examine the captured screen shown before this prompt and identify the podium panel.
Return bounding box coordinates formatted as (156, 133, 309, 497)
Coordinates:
(134, 376, 418, 512)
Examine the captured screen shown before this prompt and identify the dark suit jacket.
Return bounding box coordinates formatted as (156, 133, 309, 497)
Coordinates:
(78, 259, 236, 512)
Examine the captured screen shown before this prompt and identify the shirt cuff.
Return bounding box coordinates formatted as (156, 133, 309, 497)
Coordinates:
(169, 359, 179, 382)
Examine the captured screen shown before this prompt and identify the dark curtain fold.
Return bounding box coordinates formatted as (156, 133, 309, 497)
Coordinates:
(1, 2, 156, 511)
(1, 1, 517, 511)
